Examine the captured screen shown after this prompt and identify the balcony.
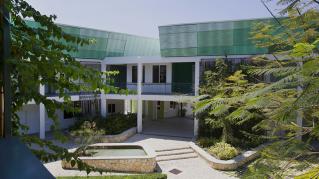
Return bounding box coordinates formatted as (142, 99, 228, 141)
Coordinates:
(114, 82, 194, 95)
(45, 84, 98, 97)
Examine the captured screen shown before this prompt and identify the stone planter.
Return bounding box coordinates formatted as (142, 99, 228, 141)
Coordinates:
(62, 143, 156, 173)
(190, 142, 268, 170)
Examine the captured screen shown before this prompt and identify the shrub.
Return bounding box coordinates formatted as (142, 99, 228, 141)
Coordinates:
(196, 137, 219, 148)
(69, 113, 137, 135)
(208, 142, 238, 160)
(97, 113, 137, 135)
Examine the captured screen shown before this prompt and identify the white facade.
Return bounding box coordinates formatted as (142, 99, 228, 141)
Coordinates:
(102, 56, 200, 136)
(18, 56, 205, 139)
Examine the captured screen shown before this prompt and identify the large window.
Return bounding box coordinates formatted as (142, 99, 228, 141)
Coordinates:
(153, 65, 166, 83)
(132, 66, 145, 83)
(108, 104, 116, 113)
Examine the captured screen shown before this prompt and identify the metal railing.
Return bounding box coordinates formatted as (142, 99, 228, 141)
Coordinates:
(45, 83, 99, 97)
(45, 82, 195, 96)
(113, 82, 194, 95)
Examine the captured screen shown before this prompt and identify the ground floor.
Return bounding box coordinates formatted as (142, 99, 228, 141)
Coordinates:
(103, 98, 197, 138)
(19, 95, 197, 138)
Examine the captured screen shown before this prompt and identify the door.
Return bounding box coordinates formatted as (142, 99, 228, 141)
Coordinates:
(156, 101, 164, 120)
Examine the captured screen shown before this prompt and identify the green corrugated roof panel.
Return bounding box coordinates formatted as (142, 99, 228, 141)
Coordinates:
(159, 18, 274, 57)
(160, 32, 197, 49)
(159, 24, 197, 34)
(124, 36, 160, 56)
(25, 20, 160, 59)
(197, 30, 233, 47)
(161, 48, 197, 57)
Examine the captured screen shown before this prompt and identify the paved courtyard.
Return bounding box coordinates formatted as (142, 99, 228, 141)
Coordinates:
(44, 133, 235, 179)
(142, 117, 194, 138)
(125, 134, 235, 179)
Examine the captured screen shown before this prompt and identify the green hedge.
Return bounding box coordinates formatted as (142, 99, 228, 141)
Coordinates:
(57, 174, 167, 179)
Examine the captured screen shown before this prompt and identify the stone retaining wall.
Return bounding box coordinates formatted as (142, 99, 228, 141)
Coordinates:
(62, 143, 157, 173)
(190, 142, 267, 170)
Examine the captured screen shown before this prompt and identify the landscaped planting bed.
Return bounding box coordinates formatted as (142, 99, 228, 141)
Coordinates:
(69, 113, 137, 136)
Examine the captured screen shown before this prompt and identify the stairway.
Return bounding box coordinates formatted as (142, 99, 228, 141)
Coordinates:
(155, 146, 198, 162)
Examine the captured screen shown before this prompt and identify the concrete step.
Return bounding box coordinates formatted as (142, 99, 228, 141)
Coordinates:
(156, 148, 194, 157)
(156, 152, 198, 162)
(155, 146, 191, 152)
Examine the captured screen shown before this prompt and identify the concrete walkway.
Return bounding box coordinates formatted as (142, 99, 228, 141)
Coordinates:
(125, 134, 235, 179)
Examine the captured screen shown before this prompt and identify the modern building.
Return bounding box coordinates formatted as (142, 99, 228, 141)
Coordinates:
(19, 18, 273, 139)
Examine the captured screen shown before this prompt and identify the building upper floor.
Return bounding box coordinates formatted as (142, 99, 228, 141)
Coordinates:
(33, 17, 276, 98)
(103, 56, 200, 96)
(159, 17, 275, 57)
(26, 17, 276, 60)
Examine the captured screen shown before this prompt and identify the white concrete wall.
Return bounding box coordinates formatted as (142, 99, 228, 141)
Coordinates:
(184, 103, 194, 117)
(17, 104, 76, 134)
(163, 101, 179, 118)
(45, 109, 76, 132)
(17, 104, 40, 134)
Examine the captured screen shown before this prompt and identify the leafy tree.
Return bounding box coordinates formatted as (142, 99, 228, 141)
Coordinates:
(242, 0, 319, 177)
(195, 67, 267, 147)
(1, 0, 119, 173)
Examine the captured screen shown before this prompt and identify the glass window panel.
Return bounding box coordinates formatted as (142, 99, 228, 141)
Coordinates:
(153, 66, 159, 83)
(132, 66, 137, 83)
(160, 65, 166, 83)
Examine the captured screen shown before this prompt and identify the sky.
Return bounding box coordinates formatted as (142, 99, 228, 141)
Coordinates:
(26, 0, 280, 38)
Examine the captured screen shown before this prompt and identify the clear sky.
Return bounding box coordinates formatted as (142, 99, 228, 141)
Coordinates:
(26, 0, 280, 38)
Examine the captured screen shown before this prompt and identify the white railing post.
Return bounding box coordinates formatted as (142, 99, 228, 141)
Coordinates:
(39, 84, 46, 139)
(137, 63, 143, 133)
(100, 63, 107, 117)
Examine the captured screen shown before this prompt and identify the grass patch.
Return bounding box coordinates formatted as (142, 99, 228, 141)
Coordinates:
(57, 173, 167, 179)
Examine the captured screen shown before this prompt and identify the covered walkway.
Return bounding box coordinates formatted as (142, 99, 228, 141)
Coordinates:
(142, 117, 194, 138)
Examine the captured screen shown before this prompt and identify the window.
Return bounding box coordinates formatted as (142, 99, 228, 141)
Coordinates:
(153, 65, 166, 83)
(64, 101, 81, 119)
(132, 66, 145, 83)
(132, 66, 137, 83)
(170, 101, 176, 109)
(108, 104, 115, 113)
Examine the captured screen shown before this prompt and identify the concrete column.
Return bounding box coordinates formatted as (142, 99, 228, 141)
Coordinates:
(100, 63, 107, 117)
(124, 100, 131, 114)
(194, 116, 199, 137)
(137, 63, 143, 133)
(194, 61, 200, 136)
(194, 61, 200, 96)
(101, 98, 107, 117)
(39, 84, 46, 139)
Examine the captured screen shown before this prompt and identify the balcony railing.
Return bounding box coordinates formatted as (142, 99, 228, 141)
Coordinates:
(113, 82, 194, 95)
(45, 83, 99, 97)
(45, 82, 195, 96)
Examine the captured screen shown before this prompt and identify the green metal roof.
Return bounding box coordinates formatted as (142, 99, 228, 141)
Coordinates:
(26, 20, 160, 60)
(159, 18, 275, 57)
